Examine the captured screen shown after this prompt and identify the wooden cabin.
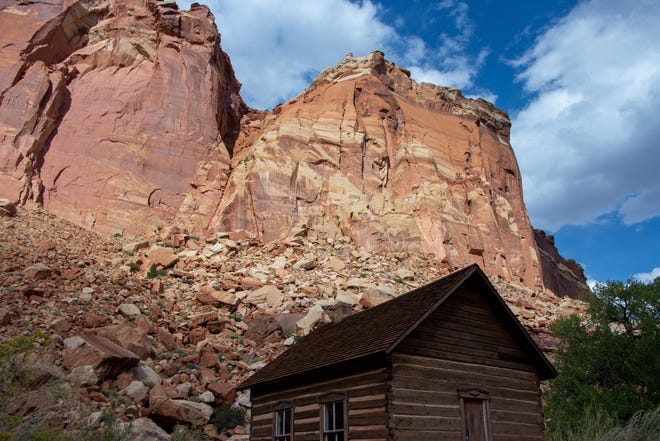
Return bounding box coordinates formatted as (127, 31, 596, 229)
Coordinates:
(239, 264, 555, 441)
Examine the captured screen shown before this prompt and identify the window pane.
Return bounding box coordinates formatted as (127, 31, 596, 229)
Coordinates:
(275, 408, 292, 437)
(335, 402, 343, 429)
(284, 408, 291, 434)
(324, 404, 333, 431)
(323, 401, 345, 439)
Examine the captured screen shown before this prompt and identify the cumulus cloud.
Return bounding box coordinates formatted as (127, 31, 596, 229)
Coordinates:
(633, 267, 660, 283)
(402, 1, 488, 94)
(179, 0, 395, 109)
(511, 0, 660, 231)
(178, 0, 492, 109)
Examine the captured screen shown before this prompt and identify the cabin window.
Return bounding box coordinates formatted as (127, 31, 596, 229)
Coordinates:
(272, 401, 293, 441)
(458, 389, 491, 441)
(319, 393, 346, 441)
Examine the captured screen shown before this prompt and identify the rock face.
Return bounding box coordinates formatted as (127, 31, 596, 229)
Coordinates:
(0, 0, 245, 235)
(534, 229, 589, 298)
(0, 1, 586, 294)
(216, 52, 543, 288)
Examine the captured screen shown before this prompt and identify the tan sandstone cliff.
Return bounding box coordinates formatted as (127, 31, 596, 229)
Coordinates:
(0, 0, 586, 295)
(214, 52, 543, 288)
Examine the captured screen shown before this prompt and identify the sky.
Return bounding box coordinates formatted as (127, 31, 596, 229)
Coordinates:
(178, 0, 660, 286)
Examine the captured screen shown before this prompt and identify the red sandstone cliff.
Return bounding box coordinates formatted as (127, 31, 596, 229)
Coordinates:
(0, 0, 586, 295)
(0, 0, 245, 235)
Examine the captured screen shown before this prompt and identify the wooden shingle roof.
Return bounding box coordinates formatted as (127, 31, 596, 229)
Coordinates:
(240, 264, 556, 390)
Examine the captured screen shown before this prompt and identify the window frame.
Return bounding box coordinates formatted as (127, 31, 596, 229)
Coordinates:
(458, 389, 492, 441)
(319, 392, 347, 441)
(272, 401, 294, 441)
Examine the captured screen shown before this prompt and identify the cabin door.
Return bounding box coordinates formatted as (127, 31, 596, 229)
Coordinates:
(463, 398, 487, 441)
(459, 390, 491, 441)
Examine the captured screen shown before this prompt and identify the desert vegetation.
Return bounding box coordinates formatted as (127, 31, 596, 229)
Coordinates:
(544, 278, 659, 440)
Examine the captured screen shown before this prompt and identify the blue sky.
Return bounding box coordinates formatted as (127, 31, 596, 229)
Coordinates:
(179, 0, 660, 285)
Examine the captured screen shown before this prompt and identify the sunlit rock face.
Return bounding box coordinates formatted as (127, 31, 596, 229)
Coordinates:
(216, 52, 543, 289)
(0, 0, 245, 235)
(0, 0, 587, 293)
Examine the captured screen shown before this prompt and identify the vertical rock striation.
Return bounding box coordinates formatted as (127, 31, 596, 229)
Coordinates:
(0, 2, 586, 294)
(0, 0, 245, 235)
(217, 52, 543, 288)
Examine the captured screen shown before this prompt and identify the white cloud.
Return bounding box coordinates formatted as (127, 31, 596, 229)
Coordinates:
(178, 0, 493, 109)
(620, 187, 660, 225)
(511, 0, 660, 231)
(180, 0, 395, 109)
(586, 279, 599, 291)
(404, 1, 487, 94)
(633, 267, 660, 284)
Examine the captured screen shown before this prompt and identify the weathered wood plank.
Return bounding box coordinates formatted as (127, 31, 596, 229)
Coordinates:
(390, 375, 541, 402)
(394, 343, 535, 372)
(390, 402, 460, 418)
(350, 395, 386, 410)
(491, 436, 543, 441)
(389, 387, 458, 406)
(389, 353, 538, 381)
(349, 410, 388, 426)
(390, 415, 461, 431)
(411, 330, 528, 360)
(391, 363, 537, 391)
(398, 335, 529, 366)
(293, 421, 319, 432)
(252, 380, 386, 413)
(393, 430, 462, 441)
(348, 426, 389, 439)
(252, 368, 387, 403)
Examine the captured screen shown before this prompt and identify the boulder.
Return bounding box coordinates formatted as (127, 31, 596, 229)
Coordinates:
(149, 396, 213, 428)
(246, 285, 284, 307)
(297, 304, 330, 334)
(120, 380, 149, 403)
(22, 264, 53, 281)
(196, 288, 238, 307)
(124, 418, 170, 441)
(67, 365, 99, 386)
(118, 303, 142, 320)
(146, 246, 178, 269)
(96, 325, 156, 359)
(0, 199, 16, 217)
(244, 315, 283, 345)
(62, 334, 140, 381)
(130, 361, 162, 386)
(361, 287, 394, 307)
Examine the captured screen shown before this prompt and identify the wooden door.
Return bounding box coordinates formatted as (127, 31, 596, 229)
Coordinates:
(463, 398, 487, 441)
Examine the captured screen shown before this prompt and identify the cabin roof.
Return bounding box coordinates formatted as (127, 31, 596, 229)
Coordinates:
(239, 264, 556, 389)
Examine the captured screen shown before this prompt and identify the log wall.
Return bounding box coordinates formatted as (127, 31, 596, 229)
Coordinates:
(249, 368, 389, 441)
(388, 285, 545, 441)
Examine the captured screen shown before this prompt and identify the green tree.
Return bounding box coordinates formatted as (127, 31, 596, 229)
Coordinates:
(544, 277, 659, 434)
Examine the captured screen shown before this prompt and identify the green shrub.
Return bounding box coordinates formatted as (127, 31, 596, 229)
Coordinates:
(127, 262, 140, 272)
(544, 277, 659, 433)
(147, 263, 167, 279)
(209, 404, 245, 432)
